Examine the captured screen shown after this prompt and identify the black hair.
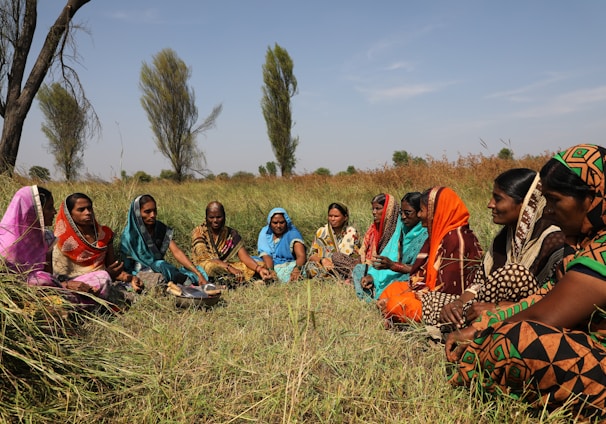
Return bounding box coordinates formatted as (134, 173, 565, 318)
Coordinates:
(420, 188, 432, 206)
(494, 168, 536, 204)
(401, 192, 422, 212)
(37, 186, 52, 207)
(371, 193, 386, 205)
(206, 201, 225, 217)
(327, 202, 348, 216)
(138, 194, 156, 206)
(66, 193, 92, 212)
(540, 158, 594, 201)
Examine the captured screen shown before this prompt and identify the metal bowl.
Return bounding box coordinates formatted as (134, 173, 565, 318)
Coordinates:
(169, 284, 222, 309)
(174, 294, 222, 309)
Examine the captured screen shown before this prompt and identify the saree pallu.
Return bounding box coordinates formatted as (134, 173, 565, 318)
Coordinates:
(257, 226, 304, 266)
(358, 194, 400, 265)
(307, 224, 360, 278)
(51, 200, 113, 300)
(353, 218, 430, 300)
(121, 196, 207, 285)
(337, 194, 399, 280)
(462, 175, 565, 313)
(192, 222, 255, 281)
(309, 224, 359, 258)
(257, 208, 305, 283)
(0, 186, 48, 277)
(53, 200, 114, 272)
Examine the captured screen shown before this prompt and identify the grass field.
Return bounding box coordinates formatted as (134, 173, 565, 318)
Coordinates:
(0, 154, 589, 423)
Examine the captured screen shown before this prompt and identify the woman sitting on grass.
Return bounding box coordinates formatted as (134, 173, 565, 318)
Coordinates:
(354, 192, 428, 300)
(120, 194, 210, 288)
(257, 207, 306, 283)
(377, 187, 483, 324)
(0, 186, 111, 302)
(446, 144, 606, 420)
(437, 169, 565, 328)
(306, 202, 360, 279)
(192, 201, 272, 284)
(335, 193, 399, 292)
(53, 193, 143, 301)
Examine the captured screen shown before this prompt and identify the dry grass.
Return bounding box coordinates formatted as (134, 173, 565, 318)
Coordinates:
(0, 154, 589, 423)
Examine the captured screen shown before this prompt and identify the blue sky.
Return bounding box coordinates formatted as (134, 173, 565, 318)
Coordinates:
(15, 1, 606, 180)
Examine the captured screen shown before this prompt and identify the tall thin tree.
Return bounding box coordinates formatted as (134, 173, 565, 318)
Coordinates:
(37, 82, 89, 181)
(139, 48, 222, 182)
(0, 0, 93, 175)
(261, 43, 298, 176)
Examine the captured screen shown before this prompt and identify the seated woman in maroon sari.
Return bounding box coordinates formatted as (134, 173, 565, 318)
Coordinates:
(377, 187, 483, 324)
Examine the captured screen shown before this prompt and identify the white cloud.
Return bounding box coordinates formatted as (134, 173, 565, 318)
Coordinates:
(486, 72, 570, 102)
(511, 85, 606, 119)
(357, 82, 450, 103)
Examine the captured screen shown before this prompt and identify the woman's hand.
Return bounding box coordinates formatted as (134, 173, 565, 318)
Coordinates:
(465, 302, 497, 322)
(290, 266, 302, 281)
(440, 298, 466, 328)
(130, 275, 144, 293)
(118, 271, 144, 293)
(107, 260, 124, 280)
(308, 254, 320, 263)
(373, 255, 393, 270)
(268, 269, 278, 280)
(63, 280, 96, 294)
(226, 263, 245, 282)
(258, 267, 273, 281)
(361, 275, 374, 289)
(320, 257, 334, 271)
(445, 326, 477, 362)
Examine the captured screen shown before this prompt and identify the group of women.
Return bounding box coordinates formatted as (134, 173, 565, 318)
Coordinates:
(1, 143, 606, 418)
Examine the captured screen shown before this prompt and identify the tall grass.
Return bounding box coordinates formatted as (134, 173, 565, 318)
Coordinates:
(0, 154, 585, 422)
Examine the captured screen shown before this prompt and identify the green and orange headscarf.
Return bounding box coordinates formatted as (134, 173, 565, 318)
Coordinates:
(553, 143, 606, 237)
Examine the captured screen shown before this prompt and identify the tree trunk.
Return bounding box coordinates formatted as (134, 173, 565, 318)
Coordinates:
(0, 109, 28, 173)
(0, 0, 91, 175)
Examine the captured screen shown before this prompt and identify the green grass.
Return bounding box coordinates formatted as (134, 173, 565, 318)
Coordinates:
(0, 156, 589, 422)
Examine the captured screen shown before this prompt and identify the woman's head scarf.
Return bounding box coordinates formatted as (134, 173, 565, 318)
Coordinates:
(0, 186, 47, 272)
(552, 144, 606, 275)
(553, 144, 606, 235)
(424, 187, 470, 290)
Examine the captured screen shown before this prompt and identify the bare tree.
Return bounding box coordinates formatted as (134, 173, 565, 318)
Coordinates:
(0, 0, 93, 175)
(139, 48, 222, 182)
(261, 43, 298, 176)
